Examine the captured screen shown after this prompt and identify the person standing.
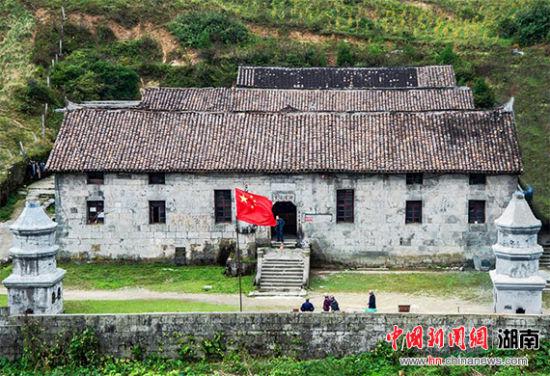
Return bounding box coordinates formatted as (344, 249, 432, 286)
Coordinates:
(300, 298, 314, 312)
(367, 290, 377, 313)
(275, 215, 285, 243)
(330, 296, 340, 312)
(323, 295, 331, 312)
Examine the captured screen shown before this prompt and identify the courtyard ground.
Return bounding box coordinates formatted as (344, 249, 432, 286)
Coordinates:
(1, 263, 549, 314)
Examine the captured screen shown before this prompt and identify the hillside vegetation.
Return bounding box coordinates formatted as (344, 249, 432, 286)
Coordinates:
(0, 0, 549, 222)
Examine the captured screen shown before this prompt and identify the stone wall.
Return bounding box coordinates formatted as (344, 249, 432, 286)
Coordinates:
(0, 312, 547, 360)
(54, 173, 517, 266)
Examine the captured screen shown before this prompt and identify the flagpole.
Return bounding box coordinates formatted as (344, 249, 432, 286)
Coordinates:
(235, 222, 243, 312)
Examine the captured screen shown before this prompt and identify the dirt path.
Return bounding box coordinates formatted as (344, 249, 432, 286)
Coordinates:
(0, 287, 513, 314)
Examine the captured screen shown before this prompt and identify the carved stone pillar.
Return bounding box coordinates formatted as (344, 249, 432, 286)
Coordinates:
(490, 192, 546, 314)
(2, 201, 66, 315)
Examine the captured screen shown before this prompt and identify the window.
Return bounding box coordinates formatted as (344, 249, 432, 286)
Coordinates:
(468, 200, 486, 224)
(469, 174, 486, 185)
(86, 172, 104, 184)
(86, 201, 104, 224)
(214, 190, 232, 223)
(405, 201, 422, 223)
(148, 173, 165, 185)
(149, 201, 166, 224)
(336, 189, 354, 223)
(406, 173, 423, 185)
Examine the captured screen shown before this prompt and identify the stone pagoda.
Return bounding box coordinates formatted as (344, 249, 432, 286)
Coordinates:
(490, 191, 546, 314)
(2, 201, 65, 315)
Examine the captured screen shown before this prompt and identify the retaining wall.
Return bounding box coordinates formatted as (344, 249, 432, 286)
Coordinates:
(0, 312, 548, 360)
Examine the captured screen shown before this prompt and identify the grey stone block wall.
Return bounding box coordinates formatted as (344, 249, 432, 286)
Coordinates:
(54, 173, 517, 266)
(0, 313, 547, 360)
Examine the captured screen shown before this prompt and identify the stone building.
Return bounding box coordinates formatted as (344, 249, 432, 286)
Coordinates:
(46, 66, 522, 266)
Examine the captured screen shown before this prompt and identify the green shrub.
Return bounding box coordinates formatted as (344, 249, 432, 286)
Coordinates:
(67, 328, 101, 367)
(169, 12, 249, 48)
(472, 77, 496, 109)
(96, 25, 117, 44)
(0, 193, 23, 221)
(336, 41, 355, 66)
(51, 50, 140, 101)
(160, 62, 236, 87)
(32, 22, 97, 67)
(106, 37, 163, 65)
(14, 79, 60, 115)
(498, 0, 550, 46)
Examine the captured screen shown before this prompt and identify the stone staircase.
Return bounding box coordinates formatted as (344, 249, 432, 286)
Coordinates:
(250, 241, 310, 297)
(540, 246, 550, 269)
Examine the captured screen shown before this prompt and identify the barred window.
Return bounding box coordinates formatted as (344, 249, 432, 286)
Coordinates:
(336, 189, 354, 223)
(406, 173, 423, 185)
(214, 190, 232, 223)
(468, 200, 486, 224)
(469, 174, 486, 185)
(148, 173, 165, 184)
(86, 172, 104, 184)
(87, 201, 104, 224)
(149, 201, 166, 224)
(405, 201, 422, 223)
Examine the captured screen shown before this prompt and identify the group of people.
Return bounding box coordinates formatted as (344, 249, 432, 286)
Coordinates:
(299, 291, 377, 313)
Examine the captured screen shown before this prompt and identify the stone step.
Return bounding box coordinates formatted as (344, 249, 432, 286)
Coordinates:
(261, 270, 303, 274)
(249, 290, 307, 297)
(261, 277, 303, 282)
(260, 283, 303, 287)
(259, 285, 303, 291)
(262, 265, 304, 269)
(263, 259, 304, 262)
(261, 275, 302, 280)
(262, 263, 303, 266)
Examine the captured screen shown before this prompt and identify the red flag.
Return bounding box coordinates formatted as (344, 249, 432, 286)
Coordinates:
(235, 188, 276, 226)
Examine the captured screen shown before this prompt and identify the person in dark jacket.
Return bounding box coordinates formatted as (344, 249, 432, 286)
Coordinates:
(323, 295, 331, 312)
(300, 298, 314, 312)
(275, 215, 285, 242)
(330, 296, 340, 312)
(367, 290, 377, 313)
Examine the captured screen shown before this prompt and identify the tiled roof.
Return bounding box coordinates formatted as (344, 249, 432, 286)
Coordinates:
(46, 108, 522, 174)
(236, 65, 456, 89)
(140, 87, 474, 112)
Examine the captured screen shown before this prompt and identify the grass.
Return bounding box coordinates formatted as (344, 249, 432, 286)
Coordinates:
(0, 294, 6, 306)
(310, 271, 494, 301)
(0, 193, 25, 221)
(63, 299, 237, 313)
(58, 262, 255, 294)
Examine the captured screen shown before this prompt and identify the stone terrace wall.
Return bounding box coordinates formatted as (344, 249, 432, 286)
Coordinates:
(0, 313, 548, 360)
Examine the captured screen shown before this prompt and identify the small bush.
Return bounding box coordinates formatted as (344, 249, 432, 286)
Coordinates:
(160, 62, 236, 87)
(96, 25, 117, 44)
(336, 41, 355, 66)
(51, 50, 140, 101)
(106, 37, 163, 65)
(169, 12, 249, 48)
(14, 79, 60, 115)
(472, 77, 496, 109)
(68, 328, 101, 367)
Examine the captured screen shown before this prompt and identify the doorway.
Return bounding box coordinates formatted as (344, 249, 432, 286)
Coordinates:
(272, 201, 297, 238)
